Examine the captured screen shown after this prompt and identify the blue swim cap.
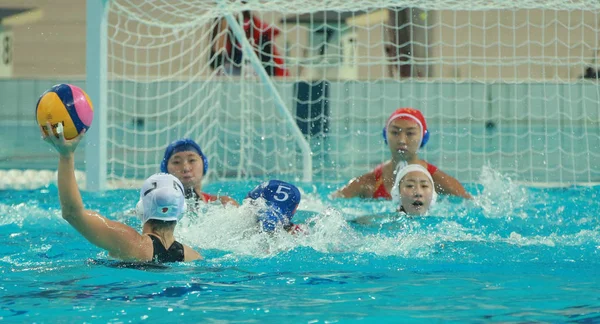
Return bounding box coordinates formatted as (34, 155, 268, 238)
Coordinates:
(246, 180, 301, 232)
(160, 138, 208, 175)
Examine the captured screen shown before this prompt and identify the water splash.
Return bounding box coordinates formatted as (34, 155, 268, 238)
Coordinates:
(1, 179, 598, 264)
(474, 164, 529, 218)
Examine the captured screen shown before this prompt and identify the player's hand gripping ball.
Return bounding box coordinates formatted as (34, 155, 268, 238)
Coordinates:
(36, 84, 94, 139)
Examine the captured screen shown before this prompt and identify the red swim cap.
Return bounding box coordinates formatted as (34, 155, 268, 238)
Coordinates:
(386, 108, 427, 134)
(386, 108, 428, 144)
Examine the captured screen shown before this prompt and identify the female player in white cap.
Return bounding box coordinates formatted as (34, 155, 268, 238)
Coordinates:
(42, 122, 201, 263)
(391, 164, 438, 216)
(350, 163, 438, 226)
(332, 107, 471, 200)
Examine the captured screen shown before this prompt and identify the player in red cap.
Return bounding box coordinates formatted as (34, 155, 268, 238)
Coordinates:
(332, 108, 471, 200)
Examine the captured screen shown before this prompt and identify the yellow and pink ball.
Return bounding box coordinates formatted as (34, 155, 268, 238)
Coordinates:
(36, 84, 94, 140)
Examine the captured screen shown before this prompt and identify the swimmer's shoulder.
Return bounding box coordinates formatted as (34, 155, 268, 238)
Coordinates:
(183, 244, 202, 261)
(107, 234, 154, 262)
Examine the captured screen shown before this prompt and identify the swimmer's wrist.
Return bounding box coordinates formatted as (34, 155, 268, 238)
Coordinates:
(58, 152, 75, 160)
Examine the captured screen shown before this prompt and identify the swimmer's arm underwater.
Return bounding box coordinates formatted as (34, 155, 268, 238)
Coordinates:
(45, 124, 150, 261)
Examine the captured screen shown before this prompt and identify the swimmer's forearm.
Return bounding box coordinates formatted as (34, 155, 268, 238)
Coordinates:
(332, 184, 366, 199)
(331, 189, 355, 198)
(57, 153, 85, 221)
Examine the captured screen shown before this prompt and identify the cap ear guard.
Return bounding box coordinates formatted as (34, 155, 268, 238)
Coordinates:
(382, 127, 430, 148)
(421, 129, 429, 148)
(136, 199, 144, 222)
(160, 138, 209, 175)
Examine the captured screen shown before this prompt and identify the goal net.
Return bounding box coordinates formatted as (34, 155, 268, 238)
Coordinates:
(99, 0, 600, 187)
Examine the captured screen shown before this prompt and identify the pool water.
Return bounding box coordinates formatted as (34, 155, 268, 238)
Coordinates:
(1, 168, 599, 322)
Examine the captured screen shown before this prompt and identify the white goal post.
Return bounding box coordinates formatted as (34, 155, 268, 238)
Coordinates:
(86, 0, 600, 191)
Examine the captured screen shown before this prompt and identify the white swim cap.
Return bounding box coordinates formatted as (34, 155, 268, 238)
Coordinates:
(136, 173, 187, 224)
(391, 163, 438, 207)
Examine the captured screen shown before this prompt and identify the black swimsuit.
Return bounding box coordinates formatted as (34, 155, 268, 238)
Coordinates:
(148, 234, 185, 263)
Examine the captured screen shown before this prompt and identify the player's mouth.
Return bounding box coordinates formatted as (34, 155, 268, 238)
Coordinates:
(412, 200, 424, 208)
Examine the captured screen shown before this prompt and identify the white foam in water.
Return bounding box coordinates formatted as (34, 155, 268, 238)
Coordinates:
(2, 166, 596, 261)
(297, 186, 328, 213)
(172, 195, 452, 258)
(473, 164, 529, 218)
(0, 169, 86, 190)
(177, 199, 269, 257)
(301, 207, 364, 252)
(173, 189, 400, 258)
(495, 229, 600, 248)
(0, 202, 63, 227)
(0, 172, 444, 258)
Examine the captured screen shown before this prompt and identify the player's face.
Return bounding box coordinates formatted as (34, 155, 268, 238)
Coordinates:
(399, 171, 434, 215)
(167, 151, 204, 189)
(386, 118, 421, 156)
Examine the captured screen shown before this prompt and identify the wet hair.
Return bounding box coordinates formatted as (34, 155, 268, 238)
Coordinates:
(146, 219, 176, 231)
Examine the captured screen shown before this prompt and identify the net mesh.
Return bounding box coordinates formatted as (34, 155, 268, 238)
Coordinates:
(105, 0, 600, 185)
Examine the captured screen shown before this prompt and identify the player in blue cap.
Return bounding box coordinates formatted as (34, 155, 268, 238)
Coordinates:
(246, 180, 305, 234)
(161, 138, 238, 206)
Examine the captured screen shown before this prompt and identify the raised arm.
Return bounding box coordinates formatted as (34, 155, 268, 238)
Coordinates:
(44, 123, 150, 260)
(330, 173, 376, 199)
(431, 169, 472, 199)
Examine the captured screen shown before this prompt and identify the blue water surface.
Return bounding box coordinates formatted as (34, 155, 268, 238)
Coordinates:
(1, 173, 599, 322)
